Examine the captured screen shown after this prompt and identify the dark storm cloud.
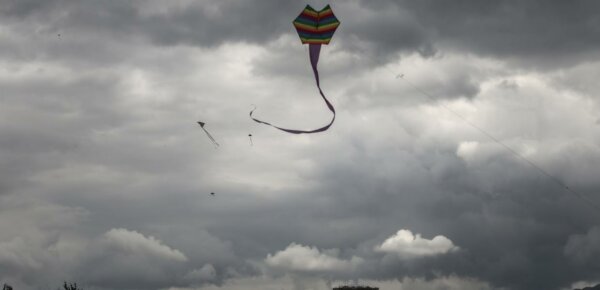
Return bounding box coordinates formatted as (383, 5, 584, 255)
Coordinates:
(0, 0, 299, 47)
(358, 0, 600, 67)
(3, 0, 599, 66)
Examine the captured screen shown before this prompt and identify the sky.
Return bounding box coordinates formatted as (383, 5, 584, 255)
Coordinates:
(1, 1, 600, 290)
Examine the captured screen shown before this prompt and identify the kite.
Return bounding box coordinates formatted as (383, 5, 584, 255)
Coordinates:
(197, 121, 219, 147)
(248, 134, 253, 146)
(250, 4, 340, 134)
(210, 192, 215, 196)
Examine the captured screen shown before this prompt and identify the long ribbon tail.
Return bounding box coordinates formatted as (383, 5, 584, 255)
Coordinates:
(202, 128, 219, 147)
(249, 44, 335, 134)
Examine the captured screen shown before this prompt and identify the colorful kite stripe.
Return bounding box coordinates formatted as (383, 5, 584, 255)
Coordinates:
(294, 22, 338, 33)
(297, 38, 332, 44)
(293, 4, 340, 45)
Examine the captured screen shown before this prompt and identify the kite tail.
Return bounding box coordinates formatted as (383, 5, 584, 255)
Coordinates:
(202, 128, 220, 147)
(249, 43, 335, 134)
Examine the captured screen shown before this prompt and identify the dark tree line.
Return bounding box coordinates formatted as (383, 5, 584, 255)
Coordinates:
(62, 282, 82, 290)
(1, 281, 83, 290)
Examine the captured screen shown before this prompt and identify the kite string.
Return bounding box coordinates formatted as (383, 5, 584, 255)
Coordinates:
(395, 73, 600, 212)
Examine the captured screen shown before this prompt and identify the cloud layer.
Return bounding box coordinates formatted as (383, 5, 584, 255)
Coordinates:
(1, 1, 600, 290)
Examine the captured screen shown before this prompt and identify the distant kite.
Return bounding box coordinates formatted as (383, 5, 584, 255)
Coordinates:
(248, 134, 253, 146)
(250, 4, 340, 134)
(210, 192, 215, 196)
(197, 121, 219, 147)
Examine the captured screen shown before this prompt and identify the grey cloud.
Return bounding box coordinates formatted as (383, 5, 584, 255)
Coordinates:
(0, 198, 89, 289)
(184, 264, 217, 284)
(3, 0, 600, 69)
(0, 0, 299, 47)
(335, 1, 435, 64)
(78, 228, 189, 290)
(565, 227, 600, 265)
(356, 0, 600, 68)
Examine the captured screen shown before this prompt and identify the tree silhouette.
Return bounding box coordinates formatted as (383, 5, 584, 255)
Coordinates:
(63, 281, 82, 290)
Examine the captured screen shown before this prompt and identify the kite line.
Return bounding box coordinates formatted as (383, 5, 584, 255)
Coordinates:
(395, 73, 600, 212)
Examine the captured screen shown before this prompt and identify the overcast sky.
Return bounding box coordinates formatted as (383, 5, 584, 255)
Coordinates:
(1, 1, 600, 290)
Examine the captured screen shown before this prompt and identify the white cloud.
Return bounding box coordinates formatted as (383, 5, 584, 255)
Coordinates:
(103, 228, 188, 262)
(265, 243, 362, 272)
(375, 229, 458, 258)
(562, 280, 600, 290)
(456, 141, 480, 161)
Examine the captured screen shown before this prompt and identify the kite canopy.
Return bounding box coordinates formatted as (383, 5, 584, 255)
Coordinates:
(293, 5, 340, 45)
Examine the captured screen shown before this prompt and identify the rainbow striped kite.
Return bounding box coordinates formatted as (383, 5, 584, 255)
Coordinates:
(293, 5, 340, 45)
(250, 4, 340, 134)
